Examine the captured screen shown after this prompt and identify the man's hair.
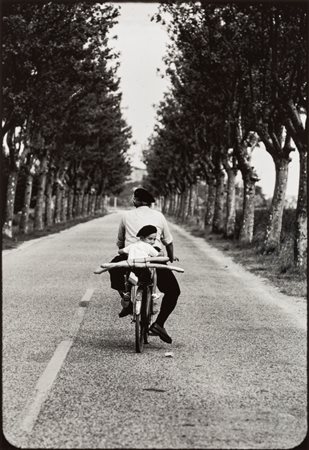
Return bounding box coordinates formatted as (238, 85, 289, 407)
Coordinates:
(134, 188, 155, 204)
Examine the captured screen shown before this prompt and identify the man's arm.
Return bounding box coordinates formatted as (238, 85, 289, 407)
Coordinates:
(116, 217, 126, 249)
(160, 213, 178, 262)
(165, 242, 175, 263)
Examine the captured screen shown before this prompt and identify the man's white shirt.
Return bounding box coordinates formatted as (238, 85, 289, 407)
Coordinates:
(117, 206, 173, 249)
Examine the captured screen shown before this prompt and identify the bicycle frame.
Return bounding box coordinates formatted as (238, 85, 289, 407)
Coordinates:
(124, 268, 156, 353)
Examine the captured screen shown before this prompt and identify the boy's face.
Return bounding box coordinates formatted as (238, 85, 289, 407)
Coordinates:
(142, 232, 156, 246)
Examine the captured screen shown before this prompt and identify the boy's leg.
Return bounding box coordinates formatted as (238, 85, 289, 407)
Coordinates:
(109, 254, 128, 292)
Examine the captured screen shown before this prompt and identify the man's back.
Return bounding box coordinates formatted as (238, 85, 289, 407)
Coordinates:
(117, 206, 173, 249)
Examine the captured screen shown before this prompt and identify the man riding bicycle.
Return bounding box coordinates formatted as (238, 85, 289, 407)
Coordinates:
(109, 187, 181, 344)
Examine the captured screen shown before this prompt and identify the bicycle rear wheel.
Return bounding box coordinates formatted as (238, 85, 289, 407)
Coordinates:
(135, 313, 144, 353)
(142, 286, 153, 344)
(135, 287, 145, 353)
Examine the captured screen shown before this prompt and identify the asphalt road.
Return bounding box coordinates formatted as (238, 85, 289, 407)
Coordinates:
(2, 211, 307, 449)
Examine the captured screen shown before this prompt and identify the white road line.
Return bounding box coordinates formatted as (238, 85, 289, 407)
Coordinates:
(19, 287, 95, 434)
(79, 287, 94, 306)
(20, 339, 73, 434)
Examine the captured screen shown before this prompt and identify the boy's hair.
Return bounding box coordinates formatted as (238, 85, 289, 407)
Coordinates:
(136, 225, 157, 238)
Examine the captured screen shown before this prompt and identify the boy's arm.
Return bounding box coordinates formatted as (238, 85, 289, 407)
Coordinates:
(147, 246, 159, 257)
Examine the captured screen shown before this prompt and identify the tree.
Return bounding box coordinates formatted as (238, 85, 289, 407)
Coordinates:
(2, 1, 131, 236)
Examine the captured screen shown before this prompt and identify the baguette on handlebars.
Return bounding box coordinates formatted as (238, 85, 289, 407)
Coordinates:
(94, 259, 184, 274)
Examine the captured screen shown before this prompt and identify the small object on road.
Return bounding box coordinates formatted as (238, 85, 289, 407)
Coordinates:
(165, 352, 174, 358)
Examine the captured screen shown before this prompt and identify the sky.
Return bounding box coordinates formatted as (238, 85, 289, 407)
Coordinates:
(111, 2, 299, 199)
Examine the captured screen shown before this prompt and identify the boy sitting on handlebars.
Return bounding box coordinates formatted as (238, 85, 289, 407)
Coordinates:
(118, 224, 162, 317)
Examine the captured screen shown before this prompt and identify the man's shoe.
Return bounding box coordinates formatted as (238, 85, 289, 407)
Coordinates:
(149, 322, 172, 344)
(119, 302, 133, 318)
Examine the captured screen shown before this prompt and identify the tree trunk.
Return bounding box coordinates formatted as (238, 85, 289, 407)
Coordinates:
(20, 172, 34, 234)
(193, 181, 201, 226)
(34, 156, 48, 231)
(185, 185, 193, 220)
(92, 194, 97, 215)
(264, 157, 290, 251)
(294, 150, 307, 268)
(204, 179, 216, 232)
(45, 171, 55, 227)
(103, 194, 109, 212)
(173, 193, 178, 216)
(73, 179, 81, 218)
(78, 188, 84, 217)
(213, 169, 225, 234)
(67, 188, 74, 221)
(239, 172, 257, 244)
(88, 193, 94, 215)
(178, 191, 186, 221)
(82, 192, 89, 217)
(183, 188, 191, 221)
(98, 194, 105, 214)
(92, 194, 96, 215)
(61, 187, 68, 223)
(161, 196, 167, 214)
(225, 168, 237, 238)
(168, 194, 174, 215)
(54, 182, 62, 224)
(2, 171, 18, 238)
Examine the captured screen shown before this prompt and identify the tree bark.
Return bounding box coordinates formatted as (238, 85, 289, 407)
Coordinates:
(73, 179, 81, 218)
(82, 192, 89, 217)
(213, 168, 225, 234)
(239, 172, 257, 244)
(161, 195, 168, 214)
(183, 188, 190, 221)
(34, 156, 48, 231)
(103, 194, 109, 212)
(45, 171, 55, 227)
(204, 179, 216, 232)
(2, 171, 18, 238)
(54, 181, 62, 224)
(225, 168, 237, 238)
(294, 150, 307, 268)
(67, 188, 74, 220)
(264, 157, 290, 251)
(78, 188, 84, 217)
(168, 194, 175, 215)
(61, 186, 68, 223)
(20, 172, 34, 234)
(175, 193, 181, 218)
(185, 185, 193, 220)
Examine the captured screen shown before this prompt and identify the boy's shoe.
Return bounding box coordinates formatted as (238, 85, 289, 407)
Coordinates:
(119, 302, 133, 318)
(149, 322, 172, 344)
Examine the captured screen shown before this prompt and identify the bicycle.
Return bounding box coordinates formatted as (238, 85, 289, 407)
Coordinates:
(94, 256, 184, 353)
